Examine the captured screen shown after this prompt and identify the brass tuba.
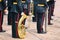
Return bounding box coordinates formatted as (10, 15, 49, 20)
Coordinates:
(18, 0, 34, 39)
(18, 13, 27, 39)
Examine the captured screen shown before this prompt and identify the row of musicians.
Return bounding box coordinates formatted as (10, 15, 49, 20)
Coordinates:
(0, 0, 55, 38)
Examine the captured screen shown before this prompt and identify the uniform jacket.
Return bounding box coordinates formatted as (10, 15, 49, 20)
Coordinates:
(47, 0, 55, 6)
(8, 0, 12, 7)
(0, 0, 6, 11)
(34, 0, 48, 13)
(22, 0, 29, 15)
(8, 0, 13, 11)
(10, 0, 23, 13)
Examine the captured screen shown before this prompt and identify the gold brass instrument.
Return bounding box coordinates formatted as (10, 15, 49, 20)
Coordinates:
(29, 0, 34, 17)
(18, 0, 34, 39)
(18, 13, 27, 39)
(0, 0, 2, 2)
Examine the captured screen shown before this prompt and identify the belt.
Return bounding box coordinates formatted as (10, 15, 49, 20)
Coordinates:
(38, 4, 45, 6)
(0, 0, 2, 2)
(13, 2, 17, 4)
(22, 1, 25, 3)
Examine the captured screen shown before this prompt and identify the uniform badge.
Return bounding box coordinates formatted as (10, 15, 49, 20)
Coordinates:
(22, 0, 26, 3)
(38, 4, 44, 6)
(13, 2, 17, 4)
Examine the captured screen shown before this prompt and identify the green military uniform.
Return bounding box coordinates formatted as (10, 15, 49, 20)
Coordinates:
(22, 0, 29, 15)
(50, 0, 55, 16)
(0, 0, 6, 32)
(34, 0, 48, 33)
(47, 0, 55, 25)
(10, 0, 23, 38)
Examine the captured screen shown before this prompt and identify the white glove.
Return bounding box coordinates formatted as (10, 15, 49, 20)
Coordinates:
(21, 12, 25, 15)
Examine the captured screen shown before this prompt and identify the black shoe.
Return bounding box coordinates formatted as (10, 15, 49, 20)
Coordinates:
(32, 20, 36, 22)
(37, 30, 44, 33)
(37, 31, 46, 34)
(50, 18, 53, 20)
(8, 23, 11, 25)
(12, 36, 19, 38)
(51, 15, 54, 16)
(0, 30, 6, 32)
(48, 23, 53, 25)
(37, 31, 42, 33)
(32, 18, 36, 22)
(37, 31, 44, 34)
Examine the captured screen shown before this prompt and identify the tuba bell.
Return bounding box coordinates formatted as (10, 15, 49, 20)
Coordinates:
(18, 13, 27, 39)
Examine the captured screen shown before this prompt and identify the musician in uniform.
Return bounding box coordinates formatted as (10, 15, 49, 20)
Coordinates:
(47, 0, 55, 25)
(34, 0, 48, 33)
(10, 0, 23, 38)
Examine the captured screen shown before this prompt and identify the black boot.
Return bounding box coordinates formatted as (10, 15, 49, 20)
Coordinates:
(48, 23, 53, 25)
(0, 30, 6, 32)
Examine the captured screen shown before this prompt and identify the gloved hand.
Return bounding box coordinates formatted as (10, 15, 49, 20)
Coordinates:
(21, 12, 25, 15)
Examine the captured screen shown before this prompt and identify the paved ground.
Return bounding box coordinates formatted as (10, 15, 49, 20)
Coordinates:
(0, 0, 60, 40)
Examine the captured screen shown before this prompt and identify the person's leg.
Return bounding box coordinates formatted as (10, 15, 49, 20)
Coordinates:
(8, 12, 12, 25)
(51, 4, 55, 16)
(48, 6, 53, 25)
(12, 12, 20, 38)
(32, 13, 37, 22)
(12, 13, 17, 38)
(37, 13, 44, 33)
(8, 7, 12, 25)
(15, 13, 20, 38)
(0, 11, 2, 32)
(0, 11, 5, 32)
